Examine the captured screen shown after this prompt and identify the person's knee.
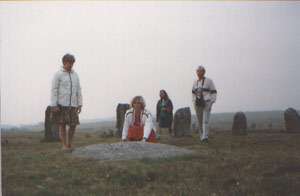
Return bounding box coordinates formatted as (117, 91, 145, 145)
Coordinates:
(59, 124, 66, 131)
(59, 126, 66, 140)
(69, 125, 76, 131)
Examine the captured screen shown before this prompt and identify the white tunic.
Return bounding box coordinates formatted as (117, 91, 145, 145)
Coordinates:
(122, 108, 156, 140)
(50, 68, 82, 107)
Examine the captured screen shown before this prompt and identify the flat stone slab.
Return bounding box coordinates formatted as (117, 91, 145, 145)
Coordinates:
(72, 142, 194, 161)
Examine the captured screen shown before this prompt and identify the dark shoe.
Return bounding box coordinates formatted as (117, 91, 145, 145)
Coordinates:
(201, 138, 209, 143)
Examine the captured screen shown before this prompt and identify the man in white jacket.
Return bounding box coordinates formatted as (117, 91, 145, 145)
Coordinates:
(192, 65, 217, 143)
(50, 53, 82, 151)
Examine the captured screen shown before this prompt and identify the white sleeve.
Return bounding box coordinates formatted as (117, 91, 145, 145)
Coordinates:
(122, 114, 130, 140)
(50, 72, 60, 107)
(192, 80, 197, 102)
(143, 113, 154, 139)
(192, 80, 197, 94)
(76, 74, 83, 106)
(209, 79, 217, 103)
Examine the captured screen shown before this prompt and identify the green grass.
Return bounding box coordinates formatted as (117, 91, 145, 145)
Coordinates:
(2, 130, 300, 196)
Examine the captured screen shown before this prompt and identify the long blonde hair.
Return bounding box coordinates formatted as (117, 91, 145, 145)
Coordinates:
(130, 96, 146, 110)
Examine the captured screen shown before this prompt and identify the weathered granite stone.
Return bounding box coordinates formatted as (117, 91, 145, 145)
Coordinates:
(173, 107, 191, 136)
(284, 108, 300, 133)
(72, 142, 194, 161)
(232, 112, 247, 135)
(116, 103, 130, 137)
(43, 106, 60, 142)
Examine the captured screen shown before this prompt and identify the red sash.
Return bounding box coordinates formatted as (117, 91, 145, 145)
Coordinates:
(128, 126, 143, 141)
(128, 126, 156, 143)
(127, 113, 156, 142)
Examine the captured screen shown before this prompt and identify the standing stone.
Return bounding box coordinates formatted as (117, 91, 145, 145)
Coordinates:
(1, 136, 8, 146)
(250, 123, 256, 130)
(232, 112, 247, 135)
(43, 106, 60, 142)
(284, 108, 300, 133)
(116, 103, 130, 137)
(173, 107, 191, 136)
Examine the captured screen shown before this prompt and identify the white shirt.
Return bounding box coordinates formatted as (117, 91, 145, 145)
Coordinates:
(50, 68, 82, 107)
(192, 77, 217, 103)
(122, 108, 156, 140)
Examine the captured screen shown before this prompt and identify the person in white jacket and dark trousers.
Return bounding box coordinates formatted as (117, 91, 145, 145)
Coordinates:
(192, 65, 217, 143)
(50, 53, 82, 151)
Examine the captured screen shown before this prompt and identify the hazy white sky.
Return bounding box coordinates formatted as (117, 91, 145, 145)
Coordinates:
(1, 1, 299, 124)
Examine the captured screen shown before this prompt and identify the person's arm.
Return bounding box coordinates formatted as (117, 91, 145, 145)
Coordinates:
(192, 80, 198, 103)
(121, 114, 130, 141)
(192, 81, 197, 95)
(166, 99, 173, 113)
(50, 72, 60, 108)
(143, 113, 154, 141)
(156, 101, 160, 122)
(76, 74, 83, 113)
(209, 79, 217, 103)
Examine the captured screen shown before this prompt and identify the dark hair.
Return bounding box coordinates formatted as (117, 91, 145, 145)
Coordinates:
(160, 89, 169, 100)
(62, 53, 75, 64)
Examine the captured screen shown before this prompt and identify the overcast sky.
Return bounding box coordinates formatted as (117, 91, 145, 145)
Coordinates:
(1, 1, 299, 124)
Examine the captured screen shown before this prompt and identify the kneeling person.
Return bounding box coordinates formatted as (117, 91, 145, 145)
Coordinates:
(122, 96, 156, 142)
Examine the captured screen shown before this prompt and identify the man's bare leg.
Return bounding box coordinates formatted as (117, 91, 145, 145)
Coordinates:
(67, 125, 76, 149)
(65, 126, 69, 149)
(59, 124, 67, 149)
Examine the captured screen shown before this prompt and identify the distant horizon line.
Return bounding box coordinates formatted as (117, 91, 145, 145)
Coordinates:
(2, 108, 299, 127)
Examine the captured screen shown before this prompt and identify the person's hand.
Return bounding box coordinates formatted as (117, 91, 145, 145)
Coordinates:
(192, 89, 197, 95)
(51, 106, 60, 113)
(206, 100, 213, 109)
(77, 106, 82, 114)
